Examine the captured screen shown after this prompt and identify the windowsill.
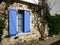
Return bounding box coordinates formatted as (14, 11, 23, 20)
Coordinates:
(16, 32, 31, 36)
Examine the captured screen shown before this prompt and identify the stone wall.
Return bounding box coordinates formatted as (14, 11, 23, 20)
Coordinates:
(0, 2, 8, 38)
(0, 2, 49, 45)
(9, 2, 41, 41)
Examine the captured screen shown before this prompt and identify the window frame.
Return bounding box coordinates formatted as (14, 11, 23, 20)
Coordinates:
(17, 10, 24, 33)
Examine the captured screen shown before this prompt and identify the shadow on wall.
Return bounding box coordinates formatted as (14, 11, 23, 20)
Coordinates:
(50, 40, 60, 45)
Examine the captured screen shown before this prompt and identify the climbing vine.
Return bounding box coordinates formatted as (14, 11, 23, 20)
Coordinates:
(0, 17, 5, 42)
(44, 2, 60, 36)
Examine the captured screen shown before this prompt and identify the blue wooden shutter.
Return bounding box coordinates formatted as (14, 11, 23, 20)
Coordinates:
(8, 8, 17, 35)
(24, 10, 30, 32)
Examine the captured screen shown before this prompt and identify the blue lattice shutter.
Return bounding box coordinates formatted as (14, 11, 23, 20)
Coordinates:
(8, 8, 17, 36)
(24, 10, 30, 32)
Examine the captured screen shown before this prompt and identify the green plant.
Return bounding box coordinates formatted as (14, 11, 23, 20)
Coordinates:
(0, 19, 5, 42)
(46, 14, 60, 35)
(43, 1, 60, 36)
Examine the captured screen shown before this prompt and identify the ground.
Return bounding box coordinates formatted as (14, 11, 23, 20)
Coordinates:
(40, 35, 60, 45)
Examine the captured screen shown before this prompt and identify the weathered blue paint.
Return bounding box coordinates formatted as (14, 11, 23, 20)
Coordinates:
(8, 8, 17, 35)
(24, 10, 30, 32)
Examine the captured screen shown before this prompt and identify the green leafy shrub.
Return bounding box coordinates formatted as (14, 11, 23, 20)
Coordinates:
(0, 19, 5, 42)
(46, 14, 60, 35)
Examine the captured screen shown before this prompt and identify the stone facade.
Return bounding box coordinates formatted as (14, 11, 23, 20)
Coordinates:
(9, 2, 41, 41)
(0, 2, 49, 45)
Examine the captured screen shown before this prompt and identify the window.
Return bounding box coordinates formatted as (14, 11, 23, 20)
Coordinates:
(17, 10, 24, 33)
(17, 10, 30, 33)
(8, 8, 30, 36)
